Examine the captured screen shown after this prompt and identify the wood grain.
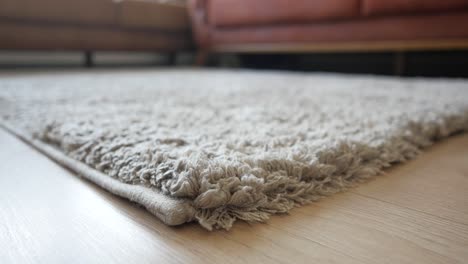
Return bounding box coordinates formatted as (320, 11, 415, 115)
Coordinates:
(1, 128, 467, 264)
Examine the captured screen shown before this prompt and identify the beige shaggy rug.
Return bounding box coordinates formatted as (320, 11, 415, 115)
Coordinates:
(1, 69, 467, 230)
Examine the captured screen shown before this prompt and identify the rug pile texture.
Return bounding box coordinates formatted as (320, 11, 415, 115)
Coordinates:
(1, 69, 467, 230)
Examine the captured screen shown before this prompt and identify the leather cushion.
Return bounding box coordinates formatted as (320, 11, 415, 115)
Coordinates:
(363, 0, 468, 16)
(208, 0, 360, 27)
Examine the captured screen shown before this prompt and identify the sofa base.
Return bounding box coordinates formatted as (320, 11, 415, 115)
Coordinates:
(209, 39, 468, 53)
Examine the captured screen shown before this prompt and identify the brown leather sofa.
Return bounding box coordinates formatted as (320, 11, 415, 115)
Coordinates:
(189, 0, 468, 55)
(0, 0, 192, 51)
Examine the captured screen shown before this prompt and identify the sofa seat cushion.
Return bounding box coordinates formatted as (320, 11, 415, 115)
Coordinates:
(363, 0, 468, 16)
(211, 12, 468, 45)
(208, 0, 360, 27)
(118, 0, 189, 31)
(0, 0, 118, 26)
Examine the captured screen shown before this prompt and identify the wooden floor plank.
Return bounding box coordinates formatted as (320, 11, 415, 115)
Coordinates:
(1, 129, 467, 264)
(352, 134, 468, 225)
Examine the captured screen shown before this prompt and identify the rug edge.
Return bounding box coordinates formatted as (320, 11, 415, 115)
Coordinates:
(0, 122, 196, 226)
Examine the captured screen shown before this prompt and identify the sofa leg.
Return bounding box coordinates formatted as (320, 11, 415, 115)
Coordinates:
(195, 51, 209, 66)
(84, 51, 94, 68)
(394, 52, 405, 76)
(167, 52, 177, 66)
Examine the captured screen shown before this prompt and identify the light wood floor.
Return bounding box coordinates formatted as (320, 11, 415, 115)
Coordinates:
(1, 128, 467, 264)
